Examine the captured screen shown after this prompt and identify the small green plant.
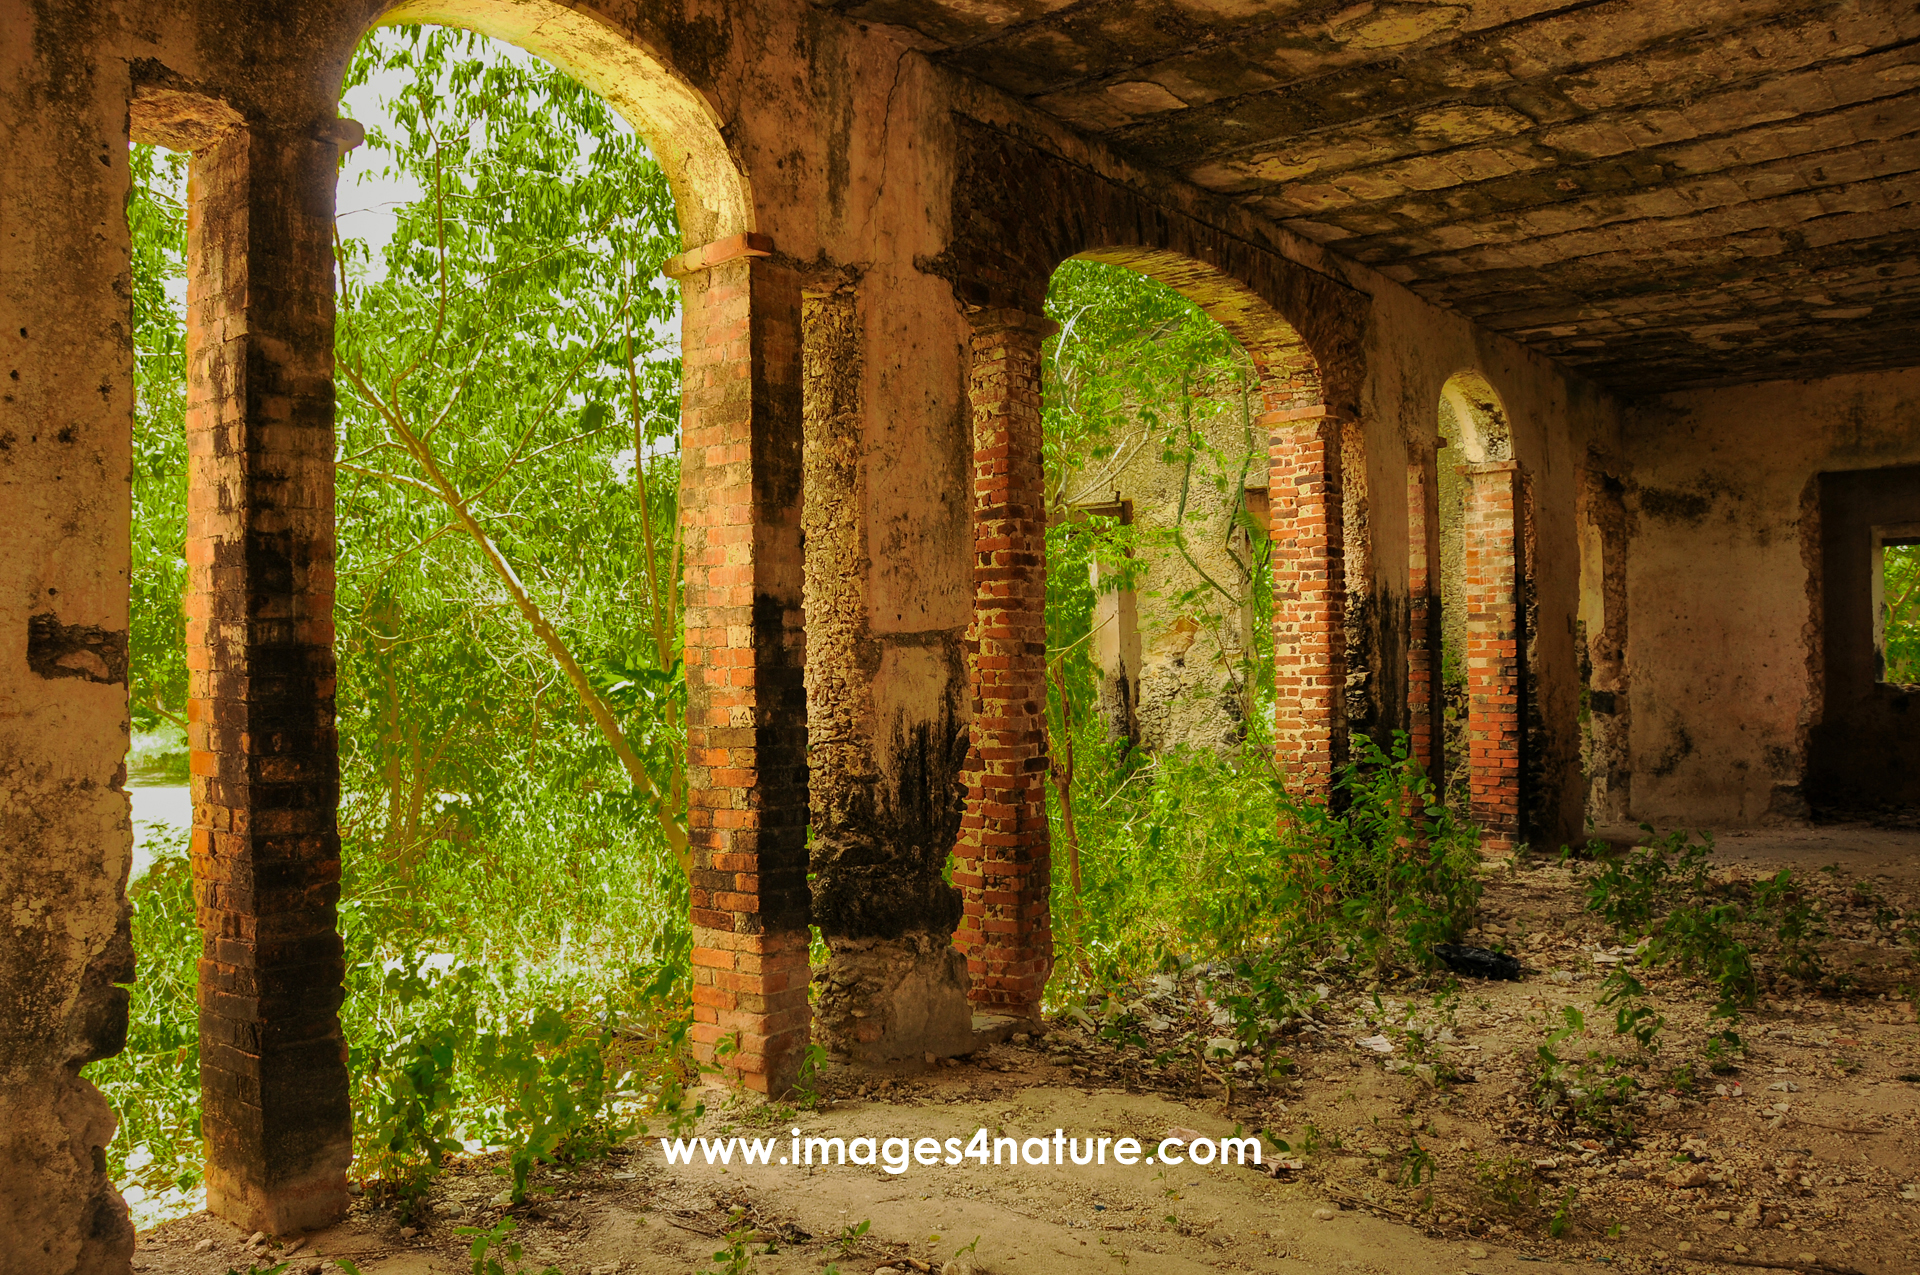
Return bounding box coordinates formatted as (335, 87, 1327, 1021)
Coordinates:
(792, 1042, 832, 1109)
(835, 1218, 872, 1258)
(1597, 966, 1664, 1051)
(480, 1002, 635, 1204)
(1529, 1006, 1640, 1134)
(700, 1209, 759, 1275)
(1398, 1132, 1437, 1186)
(1548, 1186, 1579, 1239)
(357, 952, 476, 1217)
(454, 1217, 562, 1275)
(1704, 1027, 1744, 1072)
(1475, 1153, 1541, 1217)
(1579, 827, 1838, 1067)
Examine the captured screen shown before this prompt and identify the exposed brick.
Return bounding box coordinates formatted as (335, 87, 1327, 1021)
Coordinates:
(1266, 411, 1347, 798)
(954, 309, 1056, 1017)
(183, 124, 351, 1235)
(1406, 451, 1443, 789)
(679, 251, 811, 1095)
(1460, 460, 1525, 852)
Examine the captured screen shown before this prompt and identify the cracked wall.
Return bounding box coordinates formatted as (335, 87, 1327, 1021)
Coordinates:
(1624, 367, 1920, 826)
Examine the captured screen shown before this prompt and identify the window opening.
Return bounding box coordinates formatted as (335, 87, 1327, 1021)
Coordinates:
(1875, 524, 1920, 685)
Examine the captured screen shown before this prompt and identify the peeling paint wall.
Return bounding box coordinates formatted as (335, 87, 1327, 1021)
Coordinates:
(1624, 368, 1920, 827)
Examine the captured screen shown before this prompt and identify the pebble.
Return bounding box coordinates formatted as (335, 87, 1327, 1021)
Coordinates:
(247, 1231, 267, 1247)
(191, 1239, 214, 1254)
(1466, 1246, 1490, 1260)
(1798, 1254, 1818, 1265)
(1667, 1165, 1712, 1189)
(1312, 1207, 1336, 1221)
(399, 1226, 417, 1240)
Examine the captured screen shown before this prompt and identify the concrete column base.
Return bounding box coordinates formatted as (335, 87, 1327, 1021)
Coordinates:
(205, 1159, 352, 1236)
(814, 931, 976, 1063)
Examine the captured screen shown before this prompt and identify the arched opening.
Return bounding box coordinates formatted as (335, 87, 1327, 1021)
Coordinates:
(953, 248, 1356, 1012)
(1027, 257, 1270, 1000)
(1433, 370, 1525, 850)
(101, 2, 761, 1231)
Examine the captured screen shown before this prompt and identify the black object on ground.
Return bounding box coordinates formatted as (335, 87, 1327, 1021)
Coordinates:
(1433, 944, 1523, 981)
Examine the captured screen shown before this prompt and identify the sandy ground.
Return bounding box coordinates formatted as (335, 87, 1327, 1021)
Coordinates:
(136, 826, 1920, 1275)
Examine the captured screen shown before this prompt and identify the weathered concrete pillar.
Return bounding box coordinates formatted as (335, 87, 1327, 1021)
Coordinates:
(1577, 463, 1632, 824)
(0, 39, 141, 1274)
(675, 235, 812, 1095)
(183, 124, 351, 1233)
(953, 308, 1055, 1023)
(804, 285, 977, 1061)
(1266, 408, 1347, 796)
(1407, 448, 1444, 789)
(1460, 459, 1525, 851)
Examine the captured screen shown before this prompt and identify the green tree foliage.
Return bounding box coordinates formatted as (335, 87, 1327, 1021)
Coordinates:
(1034, 263, 1483, 1011)
(334, 27, 687, 866)
(127, 145, 190, 732)
(95, 29, 700, 1223)
(1883, 543, 1919, 684)
(1040, 261, 1271, 908)
(1041, 259, 1264, 690)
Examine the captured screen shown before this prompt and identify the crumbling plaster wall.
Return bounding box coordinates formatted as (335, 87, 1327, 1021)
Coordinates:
(1623, 368, 1920, 827)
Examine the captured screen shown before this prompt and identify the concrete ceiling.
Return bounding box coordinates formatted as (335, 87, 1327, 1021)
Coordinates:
(821, 0, 1920, 391)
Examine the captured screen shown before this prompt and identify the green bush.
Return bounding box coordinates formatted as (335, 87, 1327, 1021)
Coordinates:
(1049, 730, 1482, 1019)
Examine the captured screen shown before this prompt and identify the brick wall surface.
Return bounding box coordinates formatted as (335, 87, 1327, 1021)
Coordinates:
(678, 247, 811, 1095)
(954, 309, 1056, 1017)
(183, 125, 351, 1234)
(1461, 460, 1525, 851)
(1266, 409, 1347, 797)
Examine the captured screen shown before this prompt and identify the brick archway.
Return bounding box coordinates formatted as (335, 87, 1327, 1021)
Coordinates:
(1429, 370, 1526, 853)
(151, 3, 788, 1233)
(950, 218, 1367, 1019)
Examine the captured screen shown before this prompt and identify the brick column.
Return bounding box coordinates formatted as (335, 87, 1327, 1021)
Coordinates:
(184, 125, 350, 1233)
(672, 235, 811, 1095)
(1461, 460, 1525, 852)
(1266, 409, 1346, 798)
(1407, 449, 1444, 789)
(954, 308, 1055, 1020)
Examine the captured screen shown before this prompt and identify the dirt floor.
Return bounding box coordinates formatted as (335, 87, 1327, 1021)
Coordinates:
(138, 826, 1920, 1275)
